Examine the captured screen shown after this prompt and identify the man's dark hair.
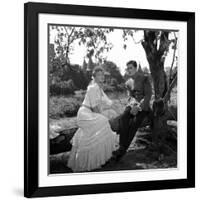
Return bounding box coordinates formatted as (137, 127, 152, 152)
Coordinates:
(126, 60, 137, 68)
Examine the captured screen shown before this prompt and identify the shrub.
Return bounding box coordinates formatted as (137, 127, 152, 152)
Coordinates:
(103, 84, 115, 92)
(116, 83, 126, 92)
(49, 79, 76, 96)
(49, 96, 82, 119)
(103, 82, 126, 93)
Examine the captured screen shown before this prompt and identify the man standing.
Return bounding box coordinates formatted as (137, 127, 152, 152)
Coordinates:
(111, 60, 152, 161)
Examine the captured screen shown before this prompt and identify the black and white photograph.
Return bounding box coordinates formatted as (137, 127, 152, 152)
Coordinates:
(24, 2, 195, 197)
(0, 0, 199, 199)
(48, 24, 178, 174)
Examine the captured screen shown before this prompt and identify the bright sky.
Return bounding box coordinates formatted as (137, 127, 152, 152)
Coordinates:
(50, 28, 177, 75)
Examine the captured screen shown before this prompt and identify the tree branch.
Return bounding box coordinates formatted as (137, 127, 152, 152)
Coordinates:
(68, 27, 75, 44)
(163, 72, 177, 103)
(158, 32, 169, 57)
(64, 26, 69, 36)
(168, 32, 177, 86)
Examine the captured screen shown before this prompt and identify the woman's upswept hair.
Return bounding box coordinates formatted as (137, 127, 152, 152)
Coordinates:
(88, 65, 105, 86)
(92, 65, 105, 78)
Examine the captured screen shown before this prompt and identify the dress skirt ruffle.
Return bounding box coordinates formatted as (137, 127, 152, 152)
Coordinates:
(67, 106, 118, 172)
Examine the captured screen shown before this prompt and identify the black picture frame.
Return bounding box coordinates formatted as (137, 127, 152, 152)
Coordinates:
(24, 2, 195, 198)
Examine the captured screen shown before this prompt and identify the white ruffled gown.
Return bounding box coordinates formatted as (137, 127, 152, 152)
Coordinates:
(67, 83, 118, 172)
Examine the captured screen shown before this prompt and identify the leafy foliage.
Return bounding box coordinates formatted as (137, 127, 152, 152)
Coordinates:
(49, 26, 124, 96)
(49, 96, 83, 119)
(102, 61, 124, 84)
(49, 30, 126, 96)
(122, 29, 177, 99)
(50, 25, 113, 64)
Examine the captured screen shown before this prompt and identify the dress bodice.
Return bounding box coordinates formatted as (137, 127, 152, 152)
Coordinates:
(82, 82, 113, 109)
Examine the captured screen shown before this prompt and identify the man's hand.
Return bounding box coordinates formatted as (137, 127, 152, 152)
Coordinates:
(130, 105, 141, 115)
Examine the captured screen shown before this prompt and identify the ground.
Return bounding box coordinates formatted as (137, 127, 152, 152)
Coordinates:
(49, 91, 177, 174)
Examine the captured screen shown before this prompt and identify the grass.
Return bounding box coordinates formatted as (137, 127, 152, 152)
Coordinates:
(49, 91, 127, 119)
(50, 129, 177, 174)
(49, 95, 83, 119)
(49, 89, 177, 174)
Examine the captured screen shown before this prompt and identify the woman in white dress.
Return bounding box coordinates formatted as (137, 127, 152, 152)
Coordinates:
(67, 66, 118, 172)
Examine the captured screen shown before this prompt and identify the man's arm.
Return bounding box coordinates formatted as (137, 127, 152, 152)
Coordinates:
(140, 76, 152, 111)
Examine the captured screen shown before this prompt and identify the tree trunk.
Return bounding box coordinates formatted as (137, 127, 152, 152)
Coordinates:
(150, 69, 177, 156)
(150, 67, 167, 99)
(65, 47, 70, 64)
(141, 31, 177, 156)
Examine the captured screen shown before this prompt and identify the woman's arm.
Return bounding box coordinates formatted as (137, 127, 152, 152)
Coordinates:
(101, 90, 114, 109)
(86, 84, 101, 113)
(91, 105, 101, 113)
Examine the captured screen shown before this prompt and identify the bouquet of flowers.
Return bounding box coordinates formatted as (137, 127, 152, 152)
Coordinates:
(125, 78, 134, 91)
(127, 97, 142, 116)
